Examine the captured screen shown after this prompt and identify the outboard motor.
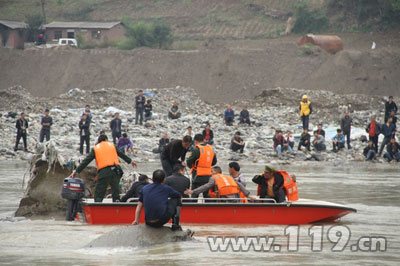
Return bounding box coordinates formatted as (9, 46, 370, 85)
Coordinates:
(61, 177, 85, 221)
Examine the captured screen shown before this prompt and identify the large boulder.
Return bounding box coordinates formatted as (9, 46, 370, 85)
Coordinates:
(86, 224, 194, 248)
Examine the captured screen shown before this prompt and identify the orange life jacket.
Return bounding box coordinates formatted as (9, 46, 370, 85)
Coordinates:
(276, 170, 299, 201)
(256, 171, 299, 201)
(93, 141, 120, 171)
(191, 144, 214, 176)
(208, 174, 241, 198)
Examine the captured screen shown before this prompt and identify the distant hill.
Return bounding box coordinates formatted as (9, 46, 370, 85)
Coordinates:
(0, 0, 324, 40)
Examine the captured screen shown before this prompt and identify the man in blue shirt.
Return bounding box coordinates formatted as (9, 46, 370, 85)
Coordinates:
(378, 117, 396, 156)
(332, 129, 345, 152)
(133, 169, 182, 231)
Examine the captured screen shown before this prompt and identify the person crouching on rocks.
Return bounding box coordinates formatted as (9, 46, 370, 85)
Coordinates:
(231, 131, 245, 153)
(133, 169, 182, 231)
(70, 134, 137, 202)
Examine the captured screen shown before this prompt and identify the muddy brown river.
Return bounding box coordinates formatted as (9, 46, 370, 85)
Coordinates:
(0, 160, 399, 265)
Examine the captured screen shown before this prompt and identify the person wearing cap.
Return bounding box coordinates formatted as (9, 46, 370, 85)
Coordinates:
(120, 174, 150, 202)
(385, 96, 397, 123)
(252, 166, 286, 203)
(383, 137, 400, 163)
(39, 109, 53, 143)
(231, 131, 245, 153)
(70, 134, 137, 202)
(299, 95, 312, 130)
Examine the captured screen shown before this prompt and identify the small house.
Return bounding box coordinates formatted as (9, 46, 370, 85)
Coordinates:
(0, 20, 27, 49)
(43, 21, 126, 44)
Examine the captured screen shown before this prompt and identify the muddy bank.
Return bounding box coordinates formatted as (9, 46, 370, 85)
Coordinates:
(1, 35, 399, 104)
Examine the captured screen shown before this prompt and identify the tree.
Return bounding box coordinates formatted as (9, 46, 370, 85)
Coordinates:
(25, 14, 44, 42)
(153, 23, 173, 49)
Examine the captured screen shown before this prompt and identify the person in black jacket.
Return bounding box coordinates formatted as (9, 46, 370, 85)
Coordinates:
(202, 123, 214, 145)
(383, 137, 400, 162)
(120, 174, 150, 202)
(110, 112, 122, 144)
(79, 114, 91, 155)
(160, 136, 192, 176)
(385, 96, 397, 122)
(316, 123, 326, 137)
(298, 129, 311, 151)
(165, 164, 191, 198)
(39, 109, 53, 143)
(144, 99, 153, 122)
(252, 165, 286, 203)
(363, 140, 377, 161)
(135, 90, 146, 125)
(14, 112, 28, 151)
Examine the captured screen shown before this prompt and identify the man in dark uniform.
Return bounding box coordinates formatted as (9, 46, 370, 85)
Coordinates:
(70, 135, 137, 202)
(110, 112, 122, 144)
(186, 134, 217, 199)
(252, 165, 286, 203)
(160, 135, 192, 176)
(135, 90, 146, 125)
(14, 112, 28, 151)
(39, 109, 53, 142)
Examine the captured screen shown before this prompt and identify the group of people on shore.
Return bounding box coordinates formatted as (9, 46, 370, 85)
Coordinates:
(271, 95, 399, 163)
(13, 90, 399, 163)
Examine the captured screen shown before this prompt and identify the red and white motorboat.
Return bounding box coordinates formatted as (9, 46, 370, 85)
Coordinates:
(82, 198, 356, 225)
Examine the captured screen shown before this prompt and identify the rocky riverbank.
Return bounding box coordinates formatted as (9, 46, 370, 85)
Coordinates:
(0, 85, 395, 166)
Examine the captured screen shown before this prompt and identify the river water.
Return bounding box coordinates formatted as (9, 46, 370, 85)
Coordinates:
(0, 160, 399, 265)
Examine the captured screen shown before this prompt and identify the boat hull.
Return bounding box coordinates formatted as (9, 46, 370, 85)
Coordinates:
(82, 200, 356, 225)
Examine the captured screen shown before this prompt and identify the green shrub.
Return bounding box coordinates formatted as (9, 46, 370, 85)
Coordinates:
(118, 20, 174, 50)
(292, 1, 329, 33)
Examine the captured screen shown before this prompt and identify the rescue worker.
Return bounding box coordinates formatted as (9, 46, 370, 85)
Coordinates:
(184, 166, 251, 202)
(252, 165, 298, 203)
(70, 135, 137, 202)
(160, 136, 192, 176)
(186, 134, 217, 199)
(299, 95, 312, 130)
(133, 169, 182, 231)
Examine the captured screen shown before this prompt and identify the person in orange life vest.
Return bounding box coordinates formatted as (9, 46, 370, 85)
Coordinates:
(70, 135, 137, 202)
(252, 165, 297, 203)
(186, 134, 217, 198)
(184, 166, 253, 201)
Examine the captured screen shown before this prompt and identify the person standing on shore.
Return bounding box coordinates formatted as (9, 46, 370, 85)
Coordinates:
(378, 117, 396, 157)
(366, 116, 380, 153)
(341, 111, 353, 149)
(39, 109, 53, 143)
(135, 90, 146, 125)
(14, 112, 28, 152)
(299, 95, 312, 130)
(110, 112, 122, 145)
(83, 105, 92, 123)
(385, 96, 397, 122)
(79, 114, 90, 155)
